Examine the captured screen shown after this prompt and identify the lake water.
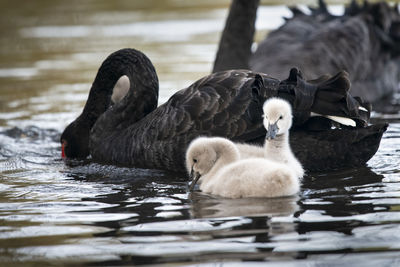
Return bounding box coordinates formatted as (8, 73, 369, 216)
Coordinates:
(0, 0, 400, 265)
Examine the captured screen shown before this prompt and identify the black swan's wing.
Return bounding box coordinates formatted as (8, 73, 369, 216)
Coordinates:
(133, 70, 276, 171)
(277, 68, 370, 127)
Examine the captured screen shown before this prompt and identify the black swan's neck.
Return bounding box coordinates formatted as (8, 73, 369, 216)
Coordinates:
(89, 49, 159, 159)
(84, 48, 158, 123)
(94, 49, 159, 131)
(212, 0, 259, 73)
(61, 48, 158, 159)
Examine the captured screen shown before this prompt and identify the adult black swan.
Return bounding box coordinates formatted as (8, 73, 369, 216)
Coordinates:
(213, 0, 400, 102)
(61, 48, 387, 172)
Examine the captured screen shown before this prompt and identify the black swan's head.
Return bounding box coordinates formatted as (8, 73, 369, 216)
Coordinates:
(61, 117, 90, 159)
(60, 48, 159, 159)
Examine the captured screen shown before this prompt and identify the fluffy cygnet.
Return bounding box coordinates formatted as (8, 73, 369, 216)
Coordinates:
(263, 98, 304, 178)
(186, 137, 299, 198)
(235, 142, 264, 159)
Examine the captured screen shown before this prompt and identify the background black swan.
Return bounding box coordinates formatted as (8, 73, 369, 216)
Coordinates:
(213, 0, 400, 103)
(61, 48, 387, 172)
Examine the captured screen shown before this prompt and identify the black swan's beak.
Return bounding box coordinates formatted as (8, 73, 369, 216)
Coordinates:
(266, 122, 279, 140)
(189, 169, 201, 191)
(61, 140, 67, 158)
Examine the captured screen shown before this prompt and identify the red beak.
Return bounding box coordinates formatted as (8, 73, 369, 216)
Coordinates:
(61, 141, 66, 158)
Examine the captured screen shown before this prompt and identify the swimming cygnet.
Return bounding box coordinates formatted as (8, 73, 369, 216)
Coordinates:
(263, 97, 304, 178)
(186, 137, 300, 198)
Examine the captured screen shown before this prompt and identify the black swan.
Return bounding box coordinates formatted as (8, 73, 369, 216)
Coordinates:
(61, 48, 387, 172)
(213, 0, 400, 102)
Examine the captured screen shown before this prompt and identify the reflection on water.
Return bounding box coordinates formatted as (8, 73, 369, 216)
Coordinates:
(190, 193, 299, 218)
(1, 0, 400, 265)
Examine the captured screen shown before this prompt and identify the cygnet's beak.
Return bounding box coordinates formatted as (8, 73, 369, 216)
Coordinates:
(266, 122, 279, 140)
(189, 169, 201, 191)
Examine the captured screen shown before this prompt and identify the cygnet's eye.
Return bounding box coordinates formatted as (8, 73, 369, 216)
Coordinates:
(279, 115, 283, 120)
(193, 159, 198, 163)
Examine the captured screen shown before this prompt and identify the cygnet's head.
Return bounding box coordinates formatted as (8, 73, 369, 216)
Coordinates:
(186, 137, 239, 191)
(263, 98, 293, 140)
(186, 137, 218, 189)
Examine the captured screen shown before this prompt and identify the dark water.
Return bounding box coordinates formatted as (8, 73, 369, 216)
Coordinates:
(1, 1, 400, 266)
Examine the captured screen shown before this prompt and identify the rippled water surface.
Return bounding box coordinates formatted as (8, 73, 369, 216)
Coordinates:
(1, 0, 400, 265)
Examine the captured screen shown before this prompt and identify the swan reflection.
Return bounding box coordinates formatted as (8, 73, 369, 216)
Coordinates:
(190, 192, 299, 219)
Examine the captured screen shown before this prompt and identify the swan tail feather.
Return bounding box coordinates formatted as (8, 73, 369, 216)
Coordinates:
(277, 68, 370, 127)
